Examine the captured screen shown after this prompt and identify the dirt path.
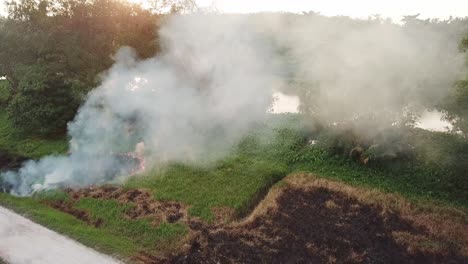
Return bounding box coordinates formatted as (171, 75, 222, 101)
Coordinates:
(0, 206, 121, 264)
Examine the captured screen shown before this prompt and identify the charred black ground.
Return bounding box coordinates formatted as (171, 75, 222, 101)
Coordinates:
(170, 186, 468, 264)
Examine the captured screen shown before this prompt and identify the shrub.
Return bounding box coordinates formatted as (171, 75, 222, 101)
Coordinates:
(6, 66, 80, 136)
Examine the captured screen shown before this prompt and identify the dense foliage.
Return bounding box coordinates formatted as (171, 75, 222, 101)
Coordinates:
(5, 65, 80, 135)
(0, 0, 163, 135)
(438, 34, 468, 137)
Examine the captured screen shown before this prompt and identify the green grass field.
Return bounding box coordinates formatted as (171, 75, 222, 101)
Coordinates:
(126, 157, 287, 221)
(0, 114, 467, 261)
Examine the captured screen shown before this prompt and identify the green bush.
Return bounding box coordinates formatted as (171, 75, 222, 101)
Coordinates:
(6, 66, 80, 136)
(0, 80, 10, 105)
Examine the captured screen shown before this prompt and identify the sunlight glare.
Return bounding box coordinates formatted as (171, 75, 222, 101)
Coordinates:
(126, 0, 152, 9)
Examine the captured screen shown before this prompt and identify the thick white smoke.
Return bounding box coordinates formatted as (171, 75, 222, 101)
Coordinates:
(257, 14, 467, 126)
(2, 14, 282, 195)
(1, 13, 467, 195)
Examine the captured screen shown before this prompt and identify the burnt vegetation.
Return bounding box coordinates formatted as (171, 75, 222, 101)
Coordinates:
(172, 186, 467, 264)
(31, 173, 468, 264)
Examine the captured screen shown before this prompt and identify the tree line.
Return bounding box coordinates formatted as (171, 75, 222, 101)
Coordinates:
(0, 0, 193, 135)
(0, 0, 467, 139)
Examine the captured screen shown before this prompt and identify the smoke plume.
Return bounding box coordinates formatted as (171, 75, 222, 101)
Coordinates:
(2, 14, 282, 195)
(2, 13, 467, 195)
(260, 13, 467, 126)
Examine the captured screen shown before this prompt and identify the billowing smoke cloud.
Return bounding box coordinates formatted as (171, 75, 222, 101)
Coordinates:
(2, 14, 282, 195)
(2, 13, 467, 195)
(258, 14, 467, 127)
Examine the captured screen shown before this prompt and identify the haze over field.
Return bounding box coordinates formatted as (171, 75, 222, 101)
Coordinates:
(1, 10, 467, 195)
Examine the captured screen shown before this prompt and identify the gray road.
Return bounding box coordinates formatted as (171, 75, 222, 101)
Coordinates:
(0, 206, 121, 264)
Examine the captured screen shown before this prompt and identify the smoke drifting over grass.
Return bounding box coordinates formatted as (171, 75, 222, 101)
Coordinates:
(2, 13, 467, 195)
(2, 14, 281, 195)
(262, 14, 467, 126)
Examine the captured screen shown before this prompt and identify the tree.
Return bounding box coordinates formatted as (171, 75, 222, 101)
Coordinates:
(442, 35, 468, 138)
(0, 0, 164, 136)
(149, 0, 196, 14)
(6, 64, 80, 135)
(444, 81, 468, 137)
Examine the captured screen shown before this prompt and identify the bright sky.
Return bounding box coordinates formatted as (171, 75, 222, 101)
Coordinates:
(197, 0, 468, 21)
(1, 0, 467, 20)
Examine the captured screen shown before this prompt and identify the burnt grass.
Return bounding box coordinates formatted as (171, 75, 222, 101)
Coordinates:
(170, 187, 468, 264)
(46, 199, 104, 228)
(67, 187, 188, 225)
(27, 179, 468, 264)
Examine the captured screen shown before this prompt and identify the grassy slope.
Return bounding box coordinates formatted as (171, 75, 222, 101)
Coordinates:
(0, 192, 137, 257)
(0, 192, 185, 259)
(126, 158, 287, 220)
(291, 146, 467, 207)
(300, 130, 468, 207)
(0, 114, 467, 259)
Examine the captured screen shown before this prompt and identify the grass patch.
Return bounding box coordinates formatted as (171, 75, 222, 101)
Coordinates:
(0, 111, 68, 159)
(291, 146, 468, 207)
(126, 158, 287, 221)
(75, 198, 186, 250)
(234, 115, 468, 208)
(124, 115, 301, 221)
(126, 114, 467, 224)
(0, 192, 136, 258)
(0, 192, 186, 259)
